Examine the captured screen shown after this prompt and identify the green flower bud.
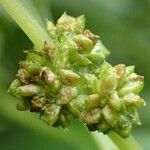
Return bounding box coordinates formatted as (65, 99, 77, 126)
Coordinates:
(75, 15, 85, 34)
(102, 105, 118, 127)
(85, 94, 100, 109)
(97, 119, 110, 133)
(69, 95, 88, 116)
(113, 64, 126, 87)
(46, 19, 56, 38)
(17, 68, 29, 84)
(16, 98, 30, 111)
(58, 110, 70, 127)
(40, 67, 56, 85)
(60, 69, 79, 86)
(119, 73, 144, 96)
(126, 107, 141, 125)
(41, 104, 61, 126)
(50, 80, 61, 93)
(78, 73, 97, 94)
(123, 93, 145, 107)
(76, 54, 92, 66)
(108, 92, 121, 111)
(42, 41, 55, 63)
(57, 86, 77, 104)
(81, 108, 101, 125)
(74, 34, 93, 54)
(88, 40, 110, 65)
(16, 84, 40, 96)
(65, 38, 78, 63)
(98, 62, 118, 95)
(21, 52, 48, 76)
(114, 115, 132, 138)
(83, 29, 98, 44)
(99, 75, 117, 96)
(118, 66, 135, 87)
(30, 97, 47, 112)
(8, 79, 21, 98)
(56, 12, 85, 34)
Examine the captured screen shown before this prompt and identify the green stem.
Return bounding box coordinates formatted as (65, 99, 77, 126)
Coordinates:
(0, 0, 53, 50)
(92, 132, 119, 150)
(108, 132, 143, 150)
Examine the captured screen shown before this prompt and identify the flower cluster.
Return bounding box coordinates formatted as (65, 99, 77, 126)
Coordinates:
(8, 13, 145, 137)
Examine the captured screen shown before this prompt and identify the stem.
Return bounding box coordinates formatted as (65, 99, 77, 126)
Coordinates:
(108, 132, 143, 150)
(0, 0, 53, 50)
(92, 132, 119, 150)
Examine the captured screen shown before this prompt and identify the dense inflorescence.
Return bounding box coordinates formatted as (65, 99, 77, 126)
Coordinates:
(8, 13, 145, 137)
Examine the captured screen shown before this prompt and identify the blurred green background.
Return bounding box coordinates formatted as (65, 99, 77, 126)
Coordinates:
(0, 0, 150, 149)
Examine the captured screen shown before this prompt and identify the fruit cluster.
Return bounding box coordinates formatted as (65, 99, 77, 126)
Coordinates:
(8, 13, 145, 137)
